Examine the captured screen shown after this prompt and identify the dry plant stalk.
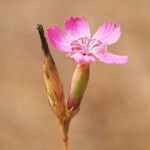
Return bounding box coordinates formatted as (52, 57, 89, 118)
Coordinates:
(37, 25, 89, 150)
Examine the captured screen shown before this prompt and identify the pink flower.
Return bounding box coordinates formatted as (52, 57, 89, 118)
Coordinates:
(47, 17, 128, 64)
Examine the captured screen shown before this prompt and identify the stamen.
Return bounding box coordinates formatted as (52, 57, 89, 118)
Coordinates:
(71, 37, 102, 53)
(71, 37, 89, 51)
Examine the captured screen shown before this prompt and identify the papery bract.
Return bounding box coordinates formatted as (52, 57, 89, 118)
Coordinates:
(47, 17, 128, 64)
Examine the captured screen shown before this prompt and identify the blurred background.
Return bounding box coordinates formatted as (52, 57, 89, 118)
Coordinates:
(0, 0, 150, 150)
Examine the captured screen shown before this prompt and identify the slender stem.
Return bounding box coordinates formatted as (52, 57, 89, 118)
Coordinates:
(60, 119, 70, 150)
(63, 135, 68, 150)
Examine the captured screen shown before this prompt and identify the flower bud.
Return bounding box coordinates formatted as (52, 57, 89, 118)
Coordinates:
(67, 64, 90, 110)
(43, 54, 65, 119)
(37, 25, 65, 120)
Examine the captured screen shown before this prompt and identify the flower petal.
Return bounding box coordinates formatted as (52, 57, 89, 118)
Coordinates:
(94, 51, 128, 64)
(92, 23, 121, 45)
(47, 26, 72, 52)
(68, 52, 96, 64)
(65, 17, 91, 39)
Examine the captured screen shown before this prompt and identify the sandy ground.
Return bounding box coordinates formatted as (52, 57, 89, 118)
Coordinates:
(0, 0, 150, 149)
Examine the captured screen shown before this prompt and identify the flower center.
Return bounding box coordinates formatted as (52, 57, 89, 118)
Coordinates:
(71, 37, 102, 52)
(71, 37, 89, 51)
